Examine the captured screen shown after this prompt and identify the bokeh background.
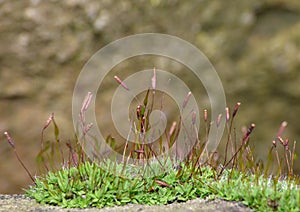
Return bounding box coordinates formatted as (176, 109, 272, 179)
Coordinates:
(0, 0, 299, 193)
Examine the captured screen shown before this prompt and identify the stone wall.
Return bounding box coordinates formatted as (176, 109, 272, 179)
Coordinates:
(0, 0, 299, 193)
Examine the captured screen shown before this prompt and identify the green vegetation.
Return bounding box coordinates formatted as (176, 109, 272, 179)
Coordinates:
(26, 160, 300, 211)
(4, 74, 300, 211)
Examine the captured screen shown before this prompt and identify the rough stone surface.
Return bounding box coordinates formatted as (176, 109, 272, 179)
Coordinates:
(0, 195, 253, 212)
(0, 0, 300, 193)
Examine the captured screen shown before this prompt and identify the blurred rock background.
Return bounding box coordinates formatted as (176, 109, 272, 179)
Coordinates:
(0, 0, 299, 193)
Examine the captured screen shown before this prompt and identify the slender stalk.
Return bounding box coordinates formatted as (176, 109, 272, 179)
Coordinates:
(4, 132, 35, 184)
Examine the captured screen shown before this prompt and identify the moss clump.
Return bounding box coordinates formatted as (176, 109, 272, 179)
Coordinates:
(26, 159, 299, 211)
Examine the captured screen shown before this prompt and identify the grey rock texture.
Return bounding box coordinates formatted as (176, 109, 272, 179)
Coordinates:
(0, 195, 252, 212)
(0, 0, 299, 193)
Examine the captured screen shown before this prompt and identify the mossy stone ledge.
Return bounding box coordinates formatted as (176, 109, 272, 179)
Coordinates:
(0, 195, 252, 212)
